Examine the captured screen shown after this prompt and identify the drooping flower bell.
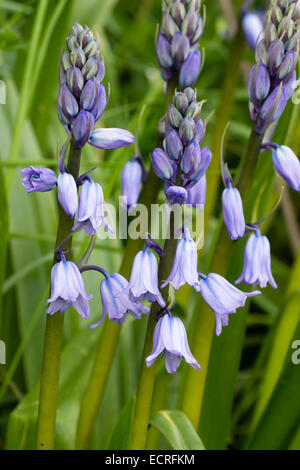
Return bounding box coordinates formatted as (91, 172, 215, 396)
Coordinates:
(146, 311, 200, 374)
(57, 171, 78, 218)
(20, 166, 57, 193)
(186, 174, 206, 206)
(47, 254, 92, 318)
(161, 228, 200, 291)
(235, 228, 277, 289)
(199, 272, 261, 335)
(72, 177, 112, 235)
(222, 186, 246, 240)
(271, 144, 300, 191)
(58, 23, 134, 150)
(90, 272, 149, 328)
(126, 247, 166, 307)
(121, 156, 143, 211)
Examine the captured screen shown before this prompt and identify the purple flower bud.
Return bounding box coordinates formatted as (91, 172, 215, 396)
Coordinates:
(255, 39, 268, 65)
(171, 32, 190, 68)
(127, 248, 166, 307)
(165, 185, 188, 205)
(255, 85, 287, 133)
(186, 146, 212, 185)
(81, 56, 98, 80)
(168, 104, 183, 128)
(89, 128, 135, 149)
(152, 148, 173, 180)
(173, 92, 189, 115)
(70, 47, 86, 69)
(146, 313, 200, 374)
(271, 145, 300, 191)
(66, 67, 84, 98)
(284, 70, 297, 100)
(242, 11, 264, 50)
(96, 59, 105, 83)
(90, 273, 149, 328)
(58, 83, 79, 121)
(235, 231, 277, 289)
(57, 172, 78, 218)
(20, 166, 57, 193)
(73, 178, 112, 234)
(194, 118, 206, 144)
(80, 79, 100, 113)
(181, 141, 201, 175)
(165, 129, 183, 161)
(222, 187, 246, 240)
(161, 228, 200, 291)
(47, 257, 92, 318)
(121, 157, 142, 210)
(199, 272, 261, 336)
(179, 117, 195, 144)
(156, 34, 173, 69)
(187, 175, 206, 206)
(277, 50, 298, 81)
(179, 50, 201, 88)
(248, 64, 271, 107)
(92, 84, 107, 121)
(71, 110, 95, 147)
(267, 40, 285, 76)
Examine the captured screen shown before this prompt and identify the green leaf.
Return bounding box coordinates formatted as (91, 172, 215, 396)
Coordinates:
(149, 410, 205, 450)
(108, 396, 136, 450)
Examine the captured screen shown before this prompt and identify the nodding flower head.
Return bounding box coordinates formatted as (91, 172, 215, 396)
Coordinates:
(199, 272, 261, 336)
(121, 157, 143, 211)
(72, 177, 112, 235)
(222, 186, 246, 240)
(161, 228, 200, 292)
(271, 144, 300, 191)
(127, 248, 166, 307)
(58, 23, 134, 150)
(235, 228, 277, 289)
(146, 312, 200, 374)
(90, 272, 149, 328)
(47, 256, 92, 318)
(57, 171, 78, 218)
(20, 166, 57, 193)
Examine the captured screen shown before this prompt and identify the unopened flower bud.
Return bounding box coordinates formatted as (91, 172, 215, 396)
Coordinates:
(152, 148, 174, 180)
(71, 110, 95, 147)
(179, 116, 195, 143)
(156, 34, 173, 69)
(179, 50, 201, 88)
(166, 185, 188, 205)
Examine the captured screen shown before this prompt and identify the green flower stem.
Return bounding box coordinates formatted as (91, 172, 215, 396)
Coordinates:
(129, 213, 178, 450)
(181, 128, 264, 429)
(36, 140, 81, 450)
(75, 80, 177, 450)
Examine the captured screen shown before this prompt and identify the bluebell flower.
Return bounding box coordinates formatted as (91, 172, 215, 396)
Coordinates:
(72, 178, 112, 235)
(57, 171, 78, 218)
(89, 128, 135, 149)
(121, 157, 142, 211)
(152, 148, 174, 180)
(271, 145, 300, 191)
(222, 186, 245, 240)
(187, 175, 206, 206)
(235, 229, 277, 289)
(126, 248, 166, 307)
(179, 50, 202, 88)
(146, 312, 200, 374)
(20, 166, 57, 193)
(90, 272, 149, 328)
(71, 110, 95, 147)
(165, 185, 188, 205)
(199, 272, 261, 335)
(242, 10, 264, 50)
(161, 228, 200, 291)
(47, 256, 92, 318)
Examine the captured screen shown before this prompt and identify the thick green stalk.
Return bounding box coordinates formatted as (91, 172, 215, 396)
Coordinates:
(181, 128, 264, 429)
(36, 141, 81, 450)
(75, 80, 177, 450)
(129, 213, 178, 450)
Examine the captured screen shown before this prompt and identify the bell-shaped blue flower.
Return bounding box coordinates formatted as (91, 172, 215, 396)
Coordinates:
(57, 171, 78, 218)
(90, 272, 149, 328)
(187, 175, 206, 206)
(161, 228, 200, 292)
(20, 166, 57, 193)
(199, 272, 261, 336)
(72, 177, 112, 235)
(121, 157, 142, 210)
(222, 186, 246, 240)
(235, 229, 277, 289)
(152, 148, 173, 181)
(146, 312, 200, 374)
(271, 145, 300, 191)
(126, 248, 166, 307)
(89, 128, 134, 149)
(71, 110, 95, 148)
(47, 256, 92, 318)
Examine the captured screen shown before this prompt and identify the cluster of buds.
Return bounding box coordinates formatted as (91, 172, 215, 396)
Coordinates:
(58, 23, 134, 149)
(156, 0, 204, 87)
(248, 0, 300, 133)
(152, 87, 211, 205)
